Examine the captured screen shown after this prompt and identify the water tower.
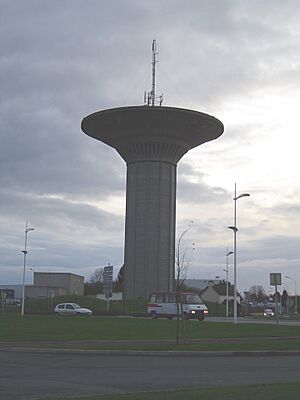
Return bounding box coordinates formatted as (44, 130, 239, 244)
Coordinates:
(81, 41, 223, 299)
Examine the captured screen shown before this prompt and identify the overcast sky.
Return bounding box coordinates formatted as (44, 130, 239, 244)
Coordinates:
(1, 0, 300, 295)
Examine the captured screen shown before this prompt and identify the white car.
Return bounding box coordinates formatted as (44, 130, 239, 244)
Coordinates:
(263, 308, 274, 317)
(54, 303, 92, 316)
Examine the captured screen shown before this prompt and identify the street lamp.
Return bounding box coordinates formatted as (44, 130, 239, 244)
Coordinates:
(21, 221, 34, 316)
(223, 249, 234, 317)
(228, 183, 250, 324)
(285, 275, 297, 314)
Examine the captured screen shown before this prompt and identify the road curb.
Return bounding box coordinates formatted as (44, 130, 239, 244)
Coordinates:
(1, 347, 300, 357)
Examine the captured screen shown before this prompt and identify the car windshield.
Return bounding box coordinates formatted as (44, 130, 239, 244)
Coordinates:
(72, 303, 81, 309)
(182, 294, 203, 304)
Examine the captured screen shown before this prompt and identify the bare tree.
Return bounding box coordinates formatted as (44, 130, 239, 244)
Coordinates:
(84, 267, 105, 295)
(248, 285, 267, 303)
(175, 221, 195, 291)
(89, 267, 104, 284)
(175, 221, 194, 344)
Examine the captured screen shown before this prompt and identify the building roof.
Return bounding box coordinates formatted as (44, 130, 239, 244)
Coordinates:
(34, 272, 84, 278)
(185, 279, 222, 290)
(200, 283, 236, 297)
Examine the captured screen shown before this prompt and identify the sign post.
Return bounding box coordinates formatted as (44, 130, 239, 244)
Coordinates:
(103, 265, 113, 312)
(270, 273, 282, 325)
(1, 291, 6, 313)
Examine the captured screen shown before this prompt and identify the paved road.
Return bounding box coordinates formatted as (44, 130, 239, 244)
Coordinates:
(1, 350, 300, 400)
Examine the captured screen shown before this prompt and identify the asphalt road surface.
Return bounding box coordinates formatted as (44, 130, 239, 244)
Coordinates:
(1, 350, 300, 400)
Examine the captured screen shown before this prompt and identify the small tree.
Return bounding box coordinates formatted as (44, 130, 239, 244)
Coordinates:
(248, 285, 267, 303)
(281, 289, 288, 313)
(114, 265, 124, 292)
(175, 222, 194, 292)
(175, 221, 194, 344)
(86, 267, 104, 295)
(89, 267, 104, 284)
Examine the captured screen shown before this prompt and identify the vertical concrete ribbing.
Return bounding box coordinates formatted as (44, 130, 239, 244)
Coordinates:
(124, 160, 176, 299)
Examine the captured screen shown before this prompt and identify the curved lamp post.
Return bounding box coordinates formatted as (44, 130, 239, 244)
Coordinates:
(21, 221, 34, 316)
(285, 275, 298, 314)
(228, 183, 250, 324)
(223, 250, 234, 317)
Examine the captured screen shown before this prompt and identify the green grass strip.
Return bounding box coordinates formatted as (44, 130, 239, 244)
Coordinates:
(41, 383, 300, 400)
(1, 314, 300, 342)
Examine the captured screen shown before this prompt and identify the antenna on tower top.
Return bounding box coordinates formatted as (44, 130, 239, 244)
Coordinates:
(144, 39, 163, 106)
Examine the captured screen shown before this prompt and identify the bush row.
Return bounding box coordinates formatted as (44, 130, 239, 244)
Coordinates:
(2, 295, 228, 317)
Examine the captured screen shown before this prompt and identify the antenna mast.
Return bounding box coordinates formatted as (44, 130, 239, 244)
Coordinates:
(151, 40, 156, 106)
(144, 40, 163, 106)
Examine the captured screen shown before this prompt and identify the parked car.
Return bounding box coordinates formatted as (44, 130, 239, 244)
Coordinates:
(54, 303, 92, 316)
(263, 308, 274, 317)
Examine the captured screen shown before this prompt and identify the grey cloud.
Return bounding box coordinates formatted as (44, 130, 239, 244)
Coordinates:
(177, 162, 228, 204)
(0, 188, 125, 275)
(0, 189, 124, 233)
(178, 179, 228, 204)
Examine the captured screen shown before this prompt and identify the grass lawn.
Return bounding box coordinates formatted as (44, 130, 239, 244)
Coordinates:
(1, 314, 300, 341)
(0, 314, 299, 351)
(41, 383, 300, 400)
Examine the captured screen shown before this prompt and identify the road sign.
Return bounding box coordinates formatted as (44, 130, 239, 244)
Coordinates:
(270, 273, 282, 286)
(103, 265, 114, 312)
(104, 266, 113, 281)
(103, 266, 113, 293)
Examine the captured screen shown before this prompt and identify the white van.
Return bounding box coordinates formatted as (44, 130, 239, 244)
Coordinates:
(147, 292, 208, 321)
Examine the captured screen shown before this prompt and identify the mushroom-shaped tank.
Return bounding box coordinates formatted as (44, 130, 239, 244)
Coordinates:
(82, 106, 224, 164)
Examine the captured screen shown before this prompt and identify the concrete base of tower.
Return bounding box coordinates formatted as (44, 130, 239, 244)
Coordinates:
(123, 160, 176, 299)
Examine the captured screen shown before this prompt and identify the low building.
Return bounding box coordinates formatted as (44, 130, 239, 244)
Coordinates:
(33, 272, 84, 296)
(0, 285, 23, 299)
(200, 282, 239, 305)
(96, 292, 123, 301)
(0, 272, 84, 300)
(185, 278, 223, 291)
(25, 285, 67, 299)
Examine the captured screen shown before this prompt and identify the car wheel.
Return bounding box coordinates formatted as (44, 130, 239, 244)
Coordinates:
(183, 313, 189, 320)
(150, 311, 157, 319)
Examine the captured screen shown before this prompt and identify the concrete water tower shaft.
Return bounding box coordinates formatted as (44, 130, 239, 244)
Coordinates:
(81, 105, 223, 299)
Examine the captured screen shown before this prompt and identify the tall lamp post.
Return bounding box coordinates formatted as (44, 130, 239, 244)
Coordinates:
(21, 221, 34, 316)
(223, 249, 234, 317)
(228, 183, 250, 324)
(29, 268, 35, 284)
(285, 275, 298, 314)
